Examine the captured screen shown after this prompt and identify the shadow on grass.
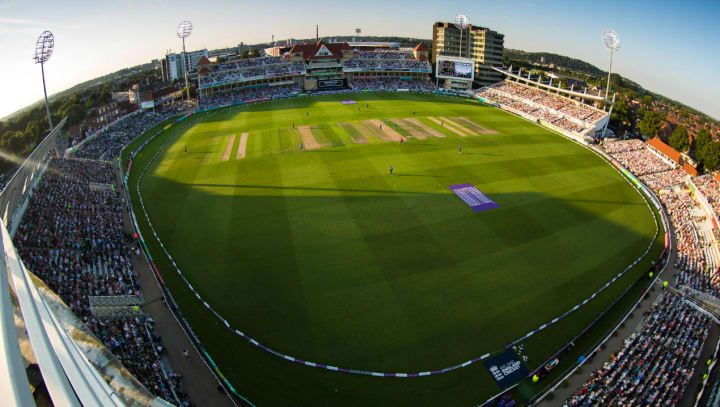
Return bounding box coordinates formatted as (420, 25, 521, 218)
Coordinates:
(135, 169, 662, 406)
(144, 175, 657, 372)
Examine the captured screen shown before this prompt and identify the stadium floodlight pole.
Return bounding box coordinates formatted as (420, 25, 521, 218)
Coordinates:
(601, 28, 619, 138)
(33, 31, 55, 129)
(177, 20, 193, 101)
(601, 28, 619, 100)
(454, 14, 469, 58)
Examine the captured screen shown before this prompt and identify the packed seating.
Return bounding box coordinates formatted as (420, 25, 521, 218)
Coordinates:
(475, 80, 608, 134)
(605, 143, 720, 297)
(157, 100, 196, 115)
(564, 294, 710, 406)
(695, 175, 720, 222)
(611, 149, 673, 176)
(200, 58, 305, 87)
(199, 84, 300, 109)
(640, 169, 687, 191)
(73, 111, 166, 161)
(343, 59, 431, 72)
(352, 78, 435, 92)
(605, 143, 720, 301)
(602, 139, 645, 154)
(13, 158, 185, 404)
(211, 56, 285, 73)
(562, 135, 720, 405)
(355, 50, 416, 60)
(603, 140, 720, 299)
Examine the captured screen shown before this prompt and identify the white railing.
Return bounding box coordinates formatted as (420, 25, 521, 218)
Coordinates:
(0, 240, 34, 406)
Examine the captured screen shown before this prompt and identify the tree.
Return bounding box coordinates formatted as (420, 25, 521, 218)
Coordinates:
(641, 95, 653, 106)
(59, 102, 87, 124)
(610, 98, 632, 130)
(249, 48, 260, 58)
(701, 141, 720, 172)
(694, 129, 713, 160)
(24, 120, 42, 146)
(669, 125, 690, 152)
(241, 50, 249, 59)
(637, 111, 662, 139)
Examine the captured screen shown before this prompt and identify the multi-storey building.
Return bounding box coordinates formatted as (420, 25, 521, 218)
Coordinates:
(432, 22, 505, 86)
(161, 49, 210, 82)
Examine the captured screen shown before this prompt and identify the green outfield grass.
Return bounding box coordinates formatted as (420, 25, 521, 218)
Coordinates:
(126, 93, 664, 406)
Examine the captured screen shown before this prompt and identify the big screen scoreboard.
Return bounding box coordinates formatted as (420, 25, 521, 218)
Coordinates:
(435, 57, 475, 82)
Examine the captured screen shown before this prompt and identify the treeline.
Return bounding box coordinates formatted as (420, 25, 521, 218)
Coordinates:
(668, 126, 720, 171)
(614, 100, 720, 171)
(504, 49, 605, 76)
(0, 68, 159, 173)
(3, 61, 157, 123)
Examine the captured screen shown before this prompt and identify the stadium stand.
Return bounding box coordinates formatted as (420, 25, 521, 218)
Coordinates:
(696, 175, 720, 224)
(550, 138, 720, 405)
(474, 80, 608, 135)
(352, 78, 435, 92)
(611, 149, 674, 177)
(72, 111, 167, 161)
(564, 294, 711, 406)
(602, 139, 720, 299)
(199, 83, 301, 109)
(13, 158, 187, 405)
(198, 42, 433, 100)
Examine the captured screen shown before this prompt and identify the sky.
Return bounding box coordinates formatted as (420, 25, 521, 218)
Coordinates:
(0, 0, 718, 120)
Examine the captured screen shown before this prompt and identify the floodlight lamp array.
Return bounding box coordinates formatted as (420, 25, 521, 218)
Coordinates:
(454, 14, 469, 30)
(177, 21, 193, 39)
(33, 31, 54, 64)
(601, 28, 619, 51)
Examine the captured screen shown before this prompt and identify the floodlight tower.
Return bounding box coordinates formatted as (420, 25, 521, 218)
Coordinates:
(454, 14, 469, 58)
(601, 28, 620, 99)
(33, 31, 55, 129)
(177, 20, 193, 101)
(601, 29, 620, 139)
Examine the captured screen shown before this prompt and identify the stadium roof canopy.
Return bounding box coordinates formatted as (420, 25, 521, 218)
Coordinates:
(494, 66, 613, 104)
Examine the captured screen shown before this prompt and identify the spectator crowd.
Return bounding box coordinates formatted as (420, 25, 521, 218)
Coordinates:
(344, 59, 431, 72)
(564, 294, 710, 406)
(200, 61, 305, 88)
(73, 111, 167, 161)
(475, 81, 608, 134)
(603, 139, 720, 297)
(199, 84, 301, 109)
(560, 139, 720, 406)
(13, 158, 187, 405)
(352, 78, 435, 92)
(696, 175, 720, 224)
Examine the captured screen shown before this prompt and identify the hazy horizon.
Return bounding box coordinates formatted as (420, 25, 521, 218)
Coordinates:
(1, 0, 718, 120)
